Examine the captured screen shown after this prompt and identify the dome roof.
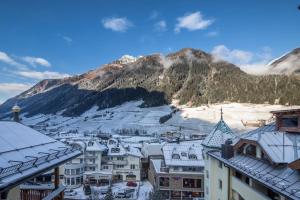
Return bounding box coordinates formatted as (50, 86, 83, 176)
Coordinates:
(12, 105, 21, 112)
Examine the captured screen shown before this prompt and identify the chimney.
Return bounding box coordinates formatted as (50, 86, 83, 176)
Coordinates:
(12, 104, 21, 122)
(221, 139, 234, 159)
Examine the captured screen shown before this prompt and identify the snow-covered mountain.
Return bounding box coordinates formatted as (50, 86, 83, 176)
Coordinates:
(268, 48, 300, 75)
(1, 48, 300, 119)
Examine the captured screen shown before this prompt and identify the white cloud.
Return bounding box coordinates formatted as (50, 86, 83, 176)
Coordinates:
(21, 56, 51, 67)
(102, 17, 133, 32)
(211, 45, 273, 74)
(212, 45, 253, 65)
(154, 20, 167, 32)
(175, 11, 214, 33)
(0, 83, 32, 103)
(0, 83, 32, 92)
(62, 36, 73, 44)
(207, 31, 218, 37)
(16, 70, 70, 80)
(0, 51, 26, 68)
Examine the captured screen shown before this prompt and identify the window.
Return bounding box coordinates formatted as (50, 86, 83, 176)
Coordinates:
(159, 177, 169, 187)
(103, 165, 109, 169)
(71, 169, 76, 175)
(281, 117, 298, 127)
(76, 168, 80, 175)
(76, 177, 81, 184)
(117, 157, 124, 160)
(71, 177, 75, 185)
(245, 144, 256, 157)
(172, 154, 180, 159)
(130, 164, 135, 169)
(59, 175, 64, 179)
(188, 154, 197, 160)
(206, 170, 209, 179)
(116, 165, 124, 168)
(65, 169, 70, 175)
(183, 179, 201, 188)
(80, 158, 83, 163)
(218, 161, 223, 168)
(173, 166, 179, 171)
(181, 152, 187, 157)
(111, 148, 120, 153)
(218, 179, 222, 190)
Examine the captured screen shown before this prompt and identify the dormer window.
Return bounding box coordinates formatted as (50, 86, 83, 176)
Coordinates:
(111, 148, 120, 153)
(271, 109, 300, 132)
(88, 141, 94, 146)
(172, 154, 180, 159)
(282, 117, 298, 128)
(188, 154, 197, 160)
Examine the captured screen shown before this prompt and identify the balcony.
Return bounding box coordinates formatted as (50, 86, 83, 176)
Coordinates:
(112, 160, 128, 165)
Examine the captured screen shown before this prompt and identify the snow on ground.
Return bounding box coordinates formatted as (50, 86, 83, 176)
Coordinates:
(137, 181, 153, 200)
(21, 101, 300, 137)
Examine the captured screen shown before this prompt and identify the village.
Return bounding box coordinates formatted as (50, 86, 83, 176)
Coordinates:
(0, 102, 300, 200)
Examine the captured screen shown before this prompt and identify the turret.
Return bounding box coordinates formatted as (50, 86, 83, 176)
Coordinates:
(12, 104, 21, 122)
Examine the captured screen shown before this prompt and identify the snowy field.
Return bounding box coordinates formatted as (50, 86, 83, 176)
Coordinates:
(21, 101, 300, 137)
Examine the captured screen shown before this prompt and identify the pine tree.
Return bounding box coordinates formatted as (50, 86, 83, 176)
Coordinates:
(104, 186, 114, 200)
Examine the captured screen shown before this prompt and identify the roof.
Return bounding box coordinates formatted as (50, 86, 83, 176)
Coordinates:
(107, 142, 142, 158)
(150, 159, 164, 173)
(209, 151, 300, 200)
(141, 143, 164, 158)
(0, 121, 82, 191)
(271, 108, 300, 114)
(202, 119, 235, 149)
(162, 141, 204, 167)
(86, 141, 107, 152)
(239, 123, 300, 164)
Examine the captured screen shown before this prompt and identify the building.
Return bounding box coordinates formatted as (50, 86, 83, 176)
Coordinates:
(103, 139, 142, 182)
(0, 121, 82, 200)
(201, 111, 235, 200)
(149, 141, 205, 199)
(141, 142, 164, 179)
(205, 109, 300, 200)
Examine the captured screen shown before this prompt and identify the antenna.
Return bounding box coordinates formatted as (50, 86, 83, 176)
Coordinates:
(221, 107, 224, 120)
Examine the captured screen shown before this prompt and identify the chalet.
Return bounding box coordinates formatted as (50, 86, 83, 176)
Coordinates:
(205, 109, 300, 200)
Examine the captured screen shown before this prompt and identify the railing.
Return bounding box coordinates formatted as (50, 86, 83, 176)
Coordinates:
(0, 147, 80, 179)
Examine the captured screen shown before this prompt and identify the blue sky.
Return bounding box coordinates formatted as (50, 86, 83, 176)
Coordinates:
(0, 0, 300, 103)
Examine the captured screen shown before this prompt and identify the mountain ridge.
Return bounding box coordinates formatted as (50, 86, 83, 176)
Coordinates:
(1, 48, 300, 118)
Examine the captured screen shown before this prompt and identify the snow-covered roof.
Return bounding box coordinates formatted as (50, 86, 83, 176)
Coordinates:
(86, 141, 107, 152)
(107, 141, 142, 158)
(209, 151, 300, 200)
(202, 118, 234, 149)
(239, 123, 300, 164)
(0, 121, 81, 191)
(141, 143, 164, 158)
(162, 142, 204, 167)
(150, 159, 164, 173)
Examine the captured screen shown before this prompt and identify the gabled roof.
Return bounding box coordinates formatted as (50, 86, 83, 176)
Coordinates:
(162, 142, 204, 167)
(0, 121, 82, 191)
(238, 123, 300, 164)
(202, 119, 234, 149)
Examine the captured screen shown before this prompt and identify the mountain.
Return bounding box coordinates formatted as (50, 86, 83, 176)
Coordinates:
(268, 48, 300, 75)
(1, 48, 300, 118)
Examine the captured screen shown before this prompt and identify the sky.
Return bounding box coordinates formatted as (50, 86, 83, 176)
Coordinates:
(0, 0, 300, 103)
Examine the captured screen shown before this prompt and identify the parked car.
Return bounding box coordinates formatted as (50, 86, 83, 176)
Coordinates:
(114, 191, 132, 198)
(64, 189, 77, 196)
(126, 181, 137, 187)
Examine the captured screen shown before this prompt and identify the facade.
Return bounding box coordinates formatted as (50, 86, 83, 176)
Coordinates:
(149, 142, 205, 199)
(202, 114, 235, 200)
(205, 109, 300, 200)
(103, 139, 142, 182)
